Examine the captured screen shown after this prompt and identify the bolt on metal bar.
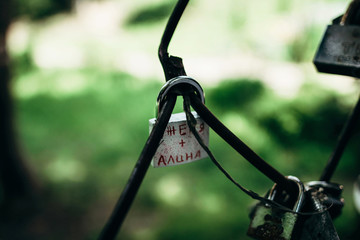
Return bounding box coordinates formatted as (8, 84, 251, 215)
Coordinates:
(189, 94, 295, 194)
(320, 94, 360, 182)
(98, 94, 177, 240)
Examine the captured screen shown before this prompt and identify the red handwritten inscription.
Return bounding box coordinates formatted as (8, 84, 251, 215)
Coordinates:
(157, 150, 202, 167)
(179, 139, 186, 147)
(165, 122, 205, 137)
(150, 112, 209, 168)
(198, 123, 204, 133)
(179, 123, 187, 135)
(166, 126, 176, 136)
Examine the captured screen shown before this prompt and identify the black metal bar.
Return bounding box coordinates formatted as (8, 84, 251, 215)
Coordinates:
(158, 0, 189, 57)
(98, 94, 177, 240)
(320, 95, 360, 182)
(158, 0, 189, 80)
(189, 94, 294, 194)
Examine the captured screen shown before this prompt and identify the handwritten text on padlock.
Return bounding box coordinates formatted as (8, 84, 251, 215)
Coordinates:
(149, 112, 209, 167)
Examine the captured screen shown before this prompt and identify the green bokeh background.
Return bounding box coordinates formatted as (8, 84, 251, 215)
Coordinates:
(4, 0, 360, 239)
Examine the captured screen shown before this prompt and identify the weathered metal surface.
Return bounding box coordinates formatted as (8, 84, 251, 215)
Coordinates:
(314, 24, 360, 78)
(247, 176, 305, 240)
(298, 211, 340, 240)
(247, 205, 296, 240)
(305, 181, 344, 219)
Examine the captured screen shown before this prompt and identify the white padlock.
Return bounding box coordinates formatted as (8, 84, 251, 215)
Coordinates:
(149, 111, 209, 167)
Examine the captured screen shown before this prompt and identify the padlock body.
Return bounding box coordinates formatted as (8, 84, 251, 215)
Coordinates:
(149, 112, 209, 168)
(248, 204, 297, 240)
(314, 24, 360, 78)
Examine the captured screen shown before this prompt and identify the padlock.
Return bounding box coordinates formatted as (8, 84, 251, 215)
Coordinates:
(149, 76, 209, 168)
(247, 176, 305, 240)
(149, 111, 209, 167)
(314, 0, 360, 78)
(296, 181, 342, 240)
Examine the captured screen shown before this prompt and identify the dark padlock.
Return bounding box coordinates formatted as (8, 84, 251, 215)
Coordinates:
(296, 181, 342, 240)
(247, 176, 305, 240)
(304, 181, 344, 219)
(314, 0, 360, 78)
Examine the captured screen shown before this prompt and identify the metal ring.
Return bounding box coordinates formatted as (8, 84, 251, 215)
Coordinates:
(156, 76, 205, 116)
(268, 175, 305, 212)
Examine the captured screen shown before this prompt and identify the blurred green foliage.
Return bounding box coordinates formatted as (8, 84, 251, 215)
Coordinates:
(207, 79, 265, 112)
(13, 70, 360, 239)
(12, 0, 73, 19)
(5, 0, 360, 239)
(125, 2, 175, 27)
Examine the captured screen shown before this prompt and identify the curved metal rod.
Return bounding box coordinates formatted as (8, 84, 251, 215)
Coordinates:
(98, 94, 177, 240)
(320, 94, 360, 182)
(158, 0, 189, 81)
(189, 93, 295, 195)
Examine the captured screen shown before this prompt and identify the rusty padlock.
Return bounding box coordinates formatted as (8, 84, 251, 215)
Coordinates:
(247, 176, 305, 240)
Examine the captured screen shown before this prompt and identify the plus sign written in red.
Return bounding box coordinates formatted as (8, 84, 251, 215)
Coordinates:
(179, 139, 186, 147)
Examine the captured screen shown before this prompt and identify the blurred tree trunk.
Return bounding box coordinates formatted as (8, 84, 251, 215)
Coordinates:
(0, 0, 36, 209)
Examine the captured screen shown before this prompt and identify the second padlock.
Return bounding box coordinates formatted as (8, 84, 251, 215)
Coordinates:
(247, 176, 305, 240)
(314, 0, 360, 78)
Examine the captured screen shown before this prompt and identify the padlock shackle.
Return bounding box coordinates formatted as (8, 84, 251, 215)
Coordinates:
(156, 76, 205, 116)
(269, 176, 305, 212)
(341, 0, 360, 25)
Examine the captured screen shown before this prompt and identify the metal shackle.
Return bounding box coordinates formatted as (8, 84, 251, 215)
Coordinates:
(156, 76, 205, 116)
(341, 0, 360, 25)
(268, 175, 305, 212)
